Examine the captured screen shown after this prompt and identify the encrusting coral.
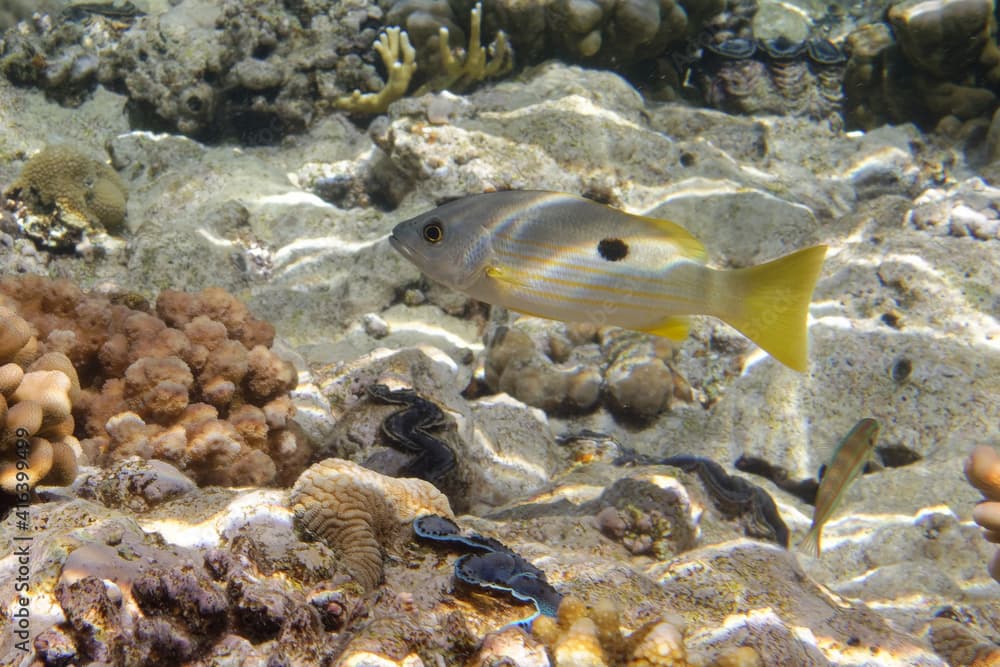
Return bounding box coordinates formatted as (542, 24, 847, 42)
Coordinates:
(3, 144, 128, 250)
(290, 458, 453, 591)
(0, 275, 310, 488)
(965, 444, 1000, 581)
(0, 306, 81, 494)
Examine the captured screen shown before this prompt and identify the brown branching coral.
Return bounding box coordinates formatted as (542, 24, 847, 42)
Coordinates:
(0, 306, 80, 493)
(0, 275, 311, 487)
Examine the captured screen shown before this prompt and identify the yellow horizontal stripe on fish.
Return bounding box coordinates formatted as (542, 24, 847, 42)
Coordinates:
(488, 263, 709, 309)
(389, 190, 828, 371)
(492, 238, 708, 291)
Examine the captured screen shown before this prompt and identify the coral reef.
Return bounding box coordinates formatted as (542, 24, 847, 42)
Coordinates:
(844, 0, 1000, 130)
(907, 177, 1000, 241)
(30, 495, 340, 665)
(0, 8, 124, 106)
(318, 346, 564, 513)
(3, 144, 127, 250)
(0, 275, 310, 487)
(483, 323, 602, 415)
(591, 477, 698, 559)
(964, 444, 1000, 581)
(290, 457, 453, 590)
(411, 1, 512, 94)
(0, 305, 80, 494)
(601, 329, 692, 423)
(532, 595, 690, 666)
(482, 322, 690, 422)
(93, 0, 386, 140)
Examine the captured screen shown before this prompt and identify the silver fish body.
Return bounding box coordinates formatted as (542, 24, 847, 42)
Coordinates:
(390, 190, 827, 371)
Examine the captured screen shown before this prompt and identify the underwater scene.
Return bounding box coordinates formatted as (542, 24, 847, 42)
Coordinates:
(0, 0, 999, 664)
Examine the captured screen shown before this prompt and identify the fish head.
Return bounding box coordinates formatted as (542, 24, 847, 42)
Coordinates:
(855, 417, 881, 448)
(389, 197, 493, 290)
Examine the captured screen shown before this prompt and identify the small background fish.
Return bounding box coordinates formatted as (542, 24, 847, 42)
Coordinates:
(799, 418, 881, 557)
(390, 190, 827, 371)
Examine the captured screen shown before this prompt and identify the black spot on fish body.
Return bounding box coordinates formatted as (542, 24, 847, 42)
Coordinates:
(598, 238, 629, 261)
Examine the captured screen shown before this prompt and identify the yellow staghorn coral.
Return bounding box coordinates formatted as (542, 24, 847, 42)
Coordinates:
(290, 458, 453, 591)
(414, 1, 513, 95)
(335, 2, 512, 114)
(335, 27, 417, 114)
(0, 306, 80, 494)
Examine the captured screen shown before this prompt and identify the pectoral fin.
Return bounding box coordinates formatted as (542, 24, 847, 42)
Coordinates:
(486, 265, 528, 288)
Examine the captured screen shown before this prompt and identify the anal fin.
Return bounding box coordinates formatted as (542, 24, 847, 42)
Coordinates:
(639, 316, 690, 341)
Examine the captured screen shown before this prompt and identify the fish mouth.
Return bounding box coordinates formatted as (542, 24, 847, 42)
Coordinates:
(388, 232, 413, 261)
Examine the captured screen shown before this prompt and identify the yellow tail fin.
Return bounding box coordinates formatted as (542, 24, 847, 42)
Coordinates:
(721, 245, 828, 372)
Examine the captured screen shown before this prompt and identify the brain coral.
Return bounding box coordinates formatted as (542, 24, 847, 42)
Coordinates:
(0, 306, 81, 494)
(0, 276, 311, 487)
(3, 145, 128, 249)
(290, 458, 453, 591)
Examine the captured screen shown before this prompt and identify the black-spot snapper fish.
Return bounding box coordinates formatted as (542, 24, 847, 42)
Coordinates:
(389, 190, 828, 371)
(799, 418, 881, 556)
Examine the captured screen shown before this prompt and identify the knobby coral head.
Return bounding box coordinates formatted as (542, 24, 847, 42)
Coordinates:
(0, 276, 312, 490)
(0, 305, 81, 494)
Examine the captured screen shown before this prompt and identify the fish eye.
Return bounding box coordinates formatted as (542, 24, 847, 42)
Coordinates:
(422, 220, 444, 244)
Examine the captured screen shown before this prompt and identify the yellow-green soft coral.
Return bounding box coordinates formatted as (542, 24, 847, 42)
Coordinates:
(4, 145, 127, 249)
(336, 2, 513, 114)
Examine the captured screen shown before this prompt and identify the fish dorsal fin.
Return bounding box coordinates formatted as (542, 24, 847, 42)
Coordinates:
(634, 214, 707, 261)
